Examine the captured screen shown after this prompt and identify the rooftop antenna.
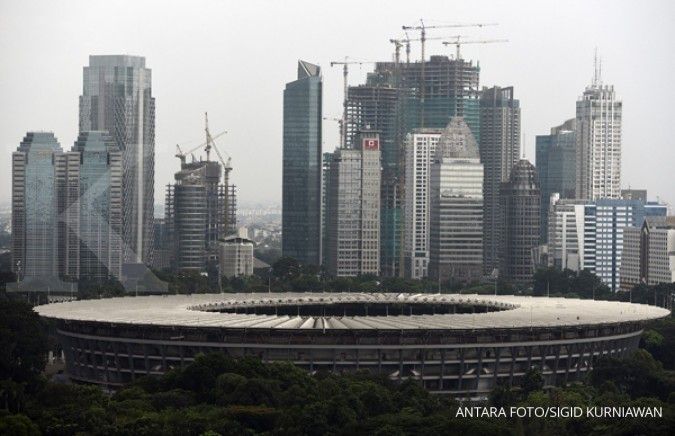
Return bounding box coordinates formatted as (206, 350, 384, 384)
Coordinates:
(593, 48, 602, 86)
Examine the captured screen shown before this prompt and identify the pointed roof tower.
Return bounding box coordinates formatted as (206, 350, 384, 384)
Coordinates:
(297, 60, 321, 79)
(434, 117, 480, 160)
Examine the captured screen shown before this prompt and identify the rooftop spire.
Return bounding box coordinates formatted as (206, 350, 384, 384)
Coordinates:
(593, 48, 602, 86)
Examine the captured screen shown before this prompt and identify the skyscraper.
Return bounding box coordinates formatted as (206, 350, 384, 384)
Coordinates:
(346, 85, 402, 277)
(79, 55, 155, 265)
(325, 131, 381, 277)
(282, 60, 322, 266)
(575, 63, 622, 199)
(165, 159, 231, 271)
(535, 119, 577, 242)
(479, 86, 521, 273)
(373, 56, 481, 138)
(12, 132, 62, 279)
(403, 128, 442, 279)
(499, 159, 540, 284)
(342, 55, 481, 277)
(429, 118, 484, 282)
(72, 131, 123, 280)
(321, 151, 334, 266)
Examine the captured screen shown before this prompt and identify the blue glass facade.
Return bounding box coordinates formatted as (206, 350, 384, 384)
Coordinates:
(12, 132, 62, 278)
(282, 61, 322, 265)
(73, 131, 123, 280)
(80, 55, 155, 265)
(536, 119, 577, 242)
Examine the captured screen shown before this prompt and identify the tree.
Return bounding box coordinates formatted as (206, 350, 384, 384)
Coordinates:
(272, 257, 301, 280)
(521, 368, 544, 396)
(0, 300, 48, 388)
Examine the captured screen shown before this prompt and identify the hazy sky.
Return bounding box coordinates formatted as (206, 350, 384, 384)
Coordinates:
(1, 0, 674, 208)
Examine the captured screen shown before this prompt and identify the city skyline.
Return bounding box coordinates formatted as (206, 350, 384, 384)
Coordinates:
(1, 0, 674, 208)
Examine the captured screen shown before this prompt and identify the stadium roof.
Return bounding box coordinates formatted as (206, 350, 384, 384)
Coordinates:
(35, 293, 669, 331)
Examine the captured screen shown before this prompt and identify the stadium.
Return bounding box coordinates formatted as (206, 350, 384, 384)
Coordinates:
(37, 293, 669, 397)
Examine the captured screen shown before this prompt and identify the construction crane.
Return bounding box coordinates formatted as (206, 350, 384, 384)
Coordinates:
(401, 20, 497, 127)
(175, 113, 232, 180)
(390, 34, 464, 65)
(401, 21, 498, 63)
(175, 124, 227, 165)
(329, 58, 377, 149)
(442, 36, 508, 60)
(204, 112, 232, 172)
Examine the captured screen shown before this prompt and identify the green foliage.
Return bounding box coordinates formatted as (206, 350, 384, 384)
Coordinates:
(589, 349, 675, 401)
(1, 347, 673, 435)
(0, 300, 48, 402)
(533, 267, 612, 299)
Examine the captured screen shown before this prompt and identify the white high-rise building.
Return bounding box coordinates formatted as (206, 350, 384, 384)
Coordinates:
(575, 60, 622, 199)
(403, 129, 442, 279)
(548, 197, 667, 291)
(429, 118, 484, 282)
(219, 227, 254, 278)
(325, 131, 381, 277)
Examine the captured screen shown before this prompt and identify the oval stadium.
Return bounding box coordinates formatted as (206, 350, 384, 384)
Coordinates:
(36, 293, 669, 398)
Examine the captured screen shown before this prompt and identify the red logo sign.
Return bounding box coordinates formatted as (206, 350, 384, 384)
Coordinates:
(363, 138, 379, 150)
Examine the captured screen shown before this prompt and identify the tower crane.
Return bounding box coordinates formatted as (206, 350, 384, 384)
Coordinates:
(175, 113, 231, 176)
(442, 37, 508, 60)
(174, 125, 227, 165)
(329, 58, 377, 149)
(401, 21, 498, 63)
(400, 20, 498, 127)
(204, 112, 232, 172)
(390, 34, 464, 65)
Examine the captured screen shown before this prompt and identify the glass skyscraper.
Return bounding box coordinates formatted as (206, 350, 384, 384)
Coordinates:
(535, 118, 577, 242)
(12, 132, 62, 278)
(72, 131, 123, 280)
(479, 86, 521, 274)
(79, 55, 155, 265)
(282, 60, 322, 266)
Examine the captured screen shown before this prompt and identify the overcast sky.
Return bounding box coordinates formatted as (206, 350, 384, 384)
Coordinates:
(1, 0, 674, 208)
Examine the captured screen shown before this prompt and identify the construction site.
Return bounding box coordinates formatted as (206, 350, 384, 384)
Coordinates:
(328, 21, 506, 278)
(163, 113, 237, 272)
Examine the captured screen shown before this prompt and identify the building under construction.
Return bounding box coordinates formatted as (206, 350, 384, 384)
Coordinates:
(164, 117, 237, 272)
(343, 55, 480, 277)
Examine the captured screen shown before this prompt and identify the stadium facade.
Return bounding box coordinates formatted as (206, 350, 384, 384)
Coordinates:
(37, 293, 668, 398)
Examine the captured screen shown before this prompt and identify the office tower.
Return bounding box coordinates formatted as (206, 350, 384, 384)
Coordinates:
(325, 131, 381, 277)
(165, 159, 231, 271)
(79, 55, 155, 265)
(54, 148, 81, 280)
(12, 132, 62, 279)
(536, 119, 577, 242)
(429, 118, 484, 282)
(321, 151, 333, 266)
(72, 131, 123, 280)
(620, 216, 675, 290)
(346, 85, 402, 277)
(479, 86, 521, 273)
(499, 159, 540, 283)
(575, 63, 622, 199)
(282, 60, 322, 266)
(548, 197, 667, 291)
(403, 128, 443, 279)
(219, 228, 254, 278)
(151, 217, 171, 271)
